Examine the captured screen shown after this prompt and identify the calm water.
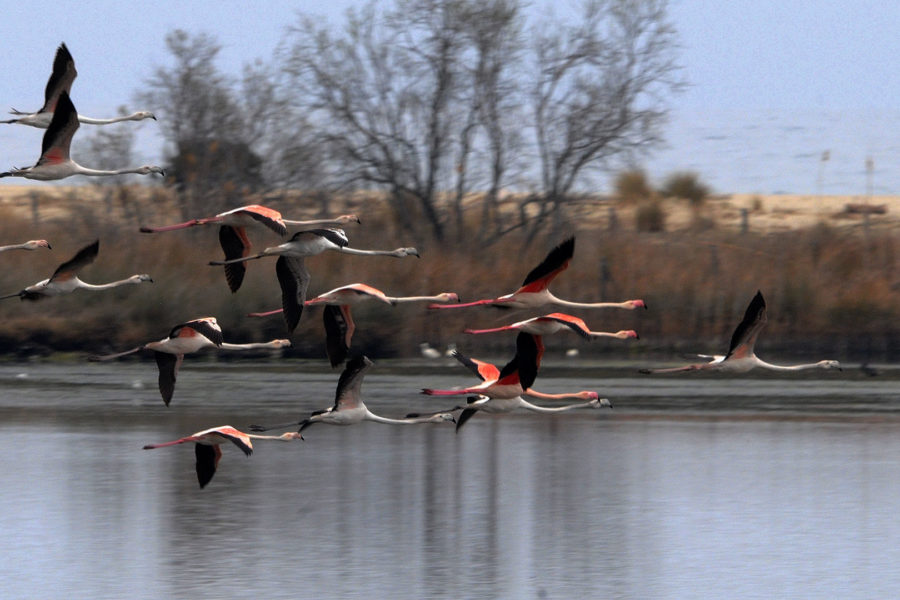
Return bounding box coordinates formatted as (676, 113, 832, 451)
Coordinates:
(2, 360, 900, 599)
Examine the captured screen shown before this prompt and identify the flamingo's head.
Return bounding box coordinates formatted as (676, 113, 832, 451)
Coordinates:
(433, 412, 457, 424)
(135, 274, 153, 283)
(629, 299, 648, 310)
(618, 329, 639, 340)
(436, 292, 459, 303)
(25, 239, 51, 250)
(583, 391, 600, 401)
(269, 339, 292, 349)
(137, 165, 166, 176)
(131, 111, 156, 121)
(336, 214, 361, 224)
(396, 247, 420, 258)
(817, 360, 842, 371)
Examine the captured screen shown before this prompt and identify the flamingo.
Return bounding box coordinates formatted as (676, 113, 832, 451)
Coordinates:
(0, 91, 164, 181)
(209, 229, 419, 336)
(419, 391, 610, 432)
(249, 355, 456, 434)
(249, 283, 459, 366)
(640, 290, 842, 374)
(419, 334, 609, 431)
(0, 240, 51, 252)
(2, 43, 155, 128)
(140, 205, 360, 293)
(427, 237, 646, 311)
(0, 239, 151, 301)
(422, 332, 545, 400)
(89, 317, 290, 406)
(464, 312, 639, 340)
(142, 425, 301, 489)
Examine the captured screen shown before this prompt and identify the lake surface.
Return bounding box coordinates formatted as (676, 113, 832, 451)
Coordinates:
(2, 360, 899, 599)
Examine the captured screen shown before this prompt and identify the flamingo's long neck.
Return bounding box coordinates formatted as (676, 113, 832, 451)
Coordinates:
(464, 325, 512, 334)
(589, 330, 638, 339)
(546, 291, 641, 310)
(73, 165, 150, 177)
(754, 358, 828, 371)
(517, 397, 597, 413)
(76, 276, 146, 290)
(77, 113, 151, 125)
(247, 308, 283, 317)
(337, 247, 402, 257)
(364, 410, 435, 425)
(391, 295, 449, 304)
(140, 219, 205, 233)
(524, 388, 592, 401)
(219, 340, 287, 351)
(283, 217, 352, 227)
(245, 432, 302, 441)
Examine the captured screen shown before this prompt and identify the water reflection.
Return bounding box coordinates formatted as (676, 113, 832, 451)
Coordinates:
(1, 363, 900, 598)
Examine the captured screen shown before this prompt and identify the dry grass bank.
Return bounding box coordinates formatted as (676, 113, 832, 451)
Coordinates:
(0, 185, 897, 362)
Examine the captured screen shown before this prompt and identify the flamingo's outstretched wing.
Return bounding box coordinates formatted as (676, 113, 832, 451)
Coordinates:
(455, 395, 490, 432)
(494, 332, 543, 390)
(49, 239, 98, 282)
(276, 256, 309, 336)
(37, 91, 79, 167)
(194, 444, 220, 488)
(516, 237, 575, 293)
(40, 43, 77, 114)
(542, 313, 593, 339)
(237, 205, 287, 236)
(725, 291, 767, 360)
(218, 226, 248, 293)
(323, 305, 350, 367)
(451, 350, 500, 382)
(334, 354, 373, 411)
(154, 351, 183, 406)
(172, 318, 224, 346)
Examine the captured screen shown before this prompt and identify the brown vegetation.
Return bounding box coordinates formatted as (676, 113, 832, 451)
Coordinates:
(0, 185, 897, 362)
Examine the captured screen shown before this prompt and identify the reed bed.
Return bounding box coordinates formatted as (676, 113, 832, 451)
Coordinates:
(0, 186, 897, 362)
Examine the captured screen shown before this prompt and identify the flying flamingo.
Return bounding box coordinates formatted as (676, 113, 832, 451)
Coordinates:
(0, 240, 51, 252)
(464, 312, 638, 340)
(249, 355, 456, 434)
(0, 91, 164, 181)
(419, 334, 609, 431)
(422, 332, 545, 400)
(140, 205, 360, 292)
(640, 290, 842, 374)
(2, 43, 156, 128)
(142, 425, 301, 489)
(427, 237, 646, 311)
(0, 239, 151, 301)
(248, 283, 459, 366)
(89, 317, 290, 406)
(209, 229, 419, 336)
(419, 391, 610, 432)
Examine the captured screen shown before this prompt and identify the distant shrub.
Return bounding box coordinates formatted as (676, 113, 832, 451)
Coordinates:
(636, 199, 665, 232)
(661, 171, 710, 206)
(614, 169, 653, 204)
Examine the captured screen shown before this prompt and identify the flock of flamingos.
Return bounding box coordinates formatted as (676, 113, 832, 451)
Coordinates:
(0, 43, 842, 488)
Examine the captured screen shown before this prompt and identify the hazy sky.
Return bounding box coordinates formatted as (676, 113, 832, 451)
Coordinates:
(2, 0, 898, 193)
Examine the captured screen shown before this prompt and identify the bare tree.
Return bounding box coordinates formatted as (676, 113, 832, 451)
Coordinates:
(137, 30, 258, 217)
(528, 0, 683, 237)
(282, 0, 518, 242)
